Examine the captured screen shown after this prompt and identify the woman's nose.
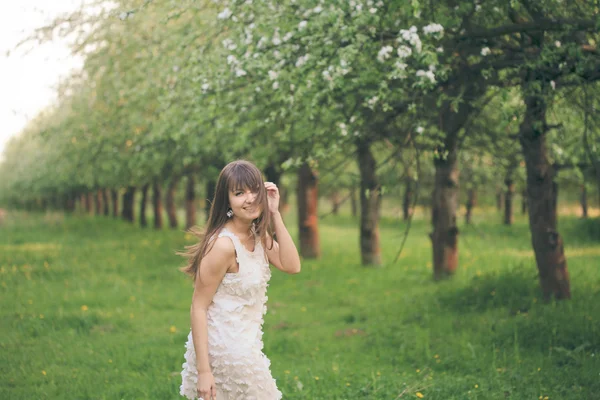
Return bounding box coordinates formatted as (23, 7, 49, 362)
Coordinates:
(245, 192, 257, 203)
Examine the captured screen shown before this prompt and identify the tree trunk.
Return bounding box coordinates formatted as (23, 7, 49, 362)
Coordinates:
(403, 177, 414, 221)
(140, 184, 149, 228)
(350, 187, 357, 217)
(166, 177, 179, 229)
(297, 162, 320, 258)
(186, 175, 197, 229)
(504, 178, 515, 225)
(122, 186, 136, 223)
(465, 188, 477, 225)
(521, 187, 528, 215)
(95, 190, 103, 215)
(581, 184, 588, 218)
(152, 181, 163, 229)
(519, 82, 570, 300)
(111, 189, 119, 218)
(429, 72, 483, 279)
(102, 189, 109, 216)
(330, 191, 341, 215)
(357, 140, 381, 266)
(431, 154, 459, 279)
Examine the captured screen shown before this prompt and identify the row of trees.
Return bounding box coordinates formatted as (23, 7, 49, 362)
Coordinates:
(1, 0, 599, 300)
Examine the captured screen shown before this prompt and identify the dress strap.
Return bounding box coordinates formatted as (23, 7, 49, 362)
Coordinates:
(217, 228, 242, 264)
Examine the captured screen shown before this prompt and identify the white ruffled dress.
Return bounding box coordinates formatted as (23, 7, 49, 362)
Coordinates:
(180, 227, 282, 400)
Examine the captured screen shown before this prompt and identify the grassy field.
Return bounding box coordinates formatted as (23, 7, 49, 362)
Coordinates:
(1, 207, 599, 399)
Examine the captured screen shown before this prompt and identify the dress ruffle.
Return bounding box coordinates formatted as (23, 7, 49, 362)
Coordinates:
(180, 228, 282, 400)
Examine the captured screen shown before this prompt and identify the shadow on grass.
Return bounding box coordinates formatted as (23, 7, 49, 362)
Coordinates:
(439, 265, 540, 314)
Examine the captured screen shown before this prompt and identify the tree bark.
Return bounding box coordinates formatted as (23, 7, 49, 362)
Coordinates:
(581, 184, 588, 218)
(519, 80, 570, 300)
(102, 189, 109, 216)
(357, 140, 381, 266)
(152, 181, 163, 229)
(122, 186, 136, 223)
(111, 189, 119, 218)
(166, 176, 179, 229)
(465, 188, 477, 225)
(504, 178, 515, 225)
(403, 177, 414, 221)
(297, 162, 320, 258)
(186, 175, 197, 229)
(429, 71, 484, 279)
(431, 153, 459, 279)
(140, 184, 149, 228)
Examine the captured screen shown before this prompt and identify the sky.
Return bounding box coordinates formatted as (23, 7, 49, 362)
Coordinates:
(0, 0, 85, 158)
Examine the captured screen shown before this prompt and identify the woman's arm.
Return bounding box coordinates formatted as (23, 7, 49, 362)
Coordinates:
(264, 182, 301, 274)
(190, 236, 236, 399)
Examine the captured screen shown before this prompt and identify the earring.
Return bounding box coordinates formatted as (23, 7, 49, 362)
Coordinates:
(226, 208, 233, 218)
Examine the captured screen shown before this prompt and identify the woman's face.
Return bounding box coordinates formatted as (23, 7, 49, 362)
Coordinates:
(228, 187, 262, 221)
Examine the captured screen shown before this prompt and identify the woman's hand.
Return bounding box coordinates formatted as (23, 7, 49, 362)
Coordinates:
(264, 182, 280, 215)
(197, 371, 217, 400)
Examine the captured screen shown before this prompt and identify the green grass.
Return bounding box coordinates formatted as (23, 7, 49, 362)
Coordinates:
(0, 208, 599, 399)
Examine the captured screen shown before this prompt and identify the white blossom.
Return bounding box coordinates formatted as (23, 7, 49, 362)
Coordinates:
(272, 81, 279, 90)
(397, 45, 412, 59)
(475, 4, 481, 11)
(201, 83, 210, 93)
(423, 23, 444, 35)
(235, 69, 247, 77)
(298, 20, 308, 29)
(367, 96, 379, 107)
(416, 69, 436, 83)
(268, 70, 278, 80)
(395, 61, 407, 70)
(555, 41, 561, 48)
(227, 55, 238, 65)
(338, 122, 348, 136)
(313, 5, 322, 13)
(377, 45, 394, 62)
(550, 80, 556, 90)
(369, 7, 377, 14)
(222, 39, 237, 51)
(217, 8, 232, 19)
(481, 47, 491, 56)
(416, 126, 424, 134)
(398, 28, 422, 52)
(436, 46, 444, 53)
(295, 54, 310, 67)
(283, 32, 293, 42)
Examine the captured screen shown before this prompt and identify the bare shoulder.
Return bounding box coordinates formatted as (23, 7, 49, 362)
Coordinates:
(200, 236, 236, 276)
(207, 235, 236, 256)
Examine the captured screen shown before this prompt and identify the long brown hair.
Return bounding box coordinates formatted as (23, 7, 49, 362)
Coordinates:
(179, 160, 272, 280)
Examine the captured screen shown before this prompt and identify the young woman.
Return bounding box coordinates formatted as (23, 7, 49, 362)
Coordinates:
(179, 160, 301, 400)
